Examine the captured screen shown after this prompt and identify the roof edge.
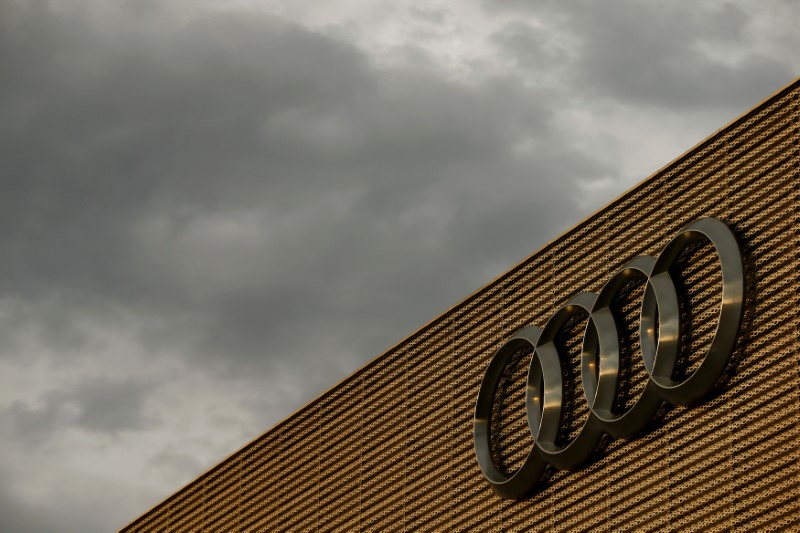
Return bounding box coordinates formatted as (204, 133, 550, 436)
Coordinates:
(120, 74, 800, 532)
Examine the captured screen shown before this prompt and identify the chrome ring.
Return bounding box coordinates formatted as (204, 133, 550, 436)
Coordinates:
(474, 217, 744, 499)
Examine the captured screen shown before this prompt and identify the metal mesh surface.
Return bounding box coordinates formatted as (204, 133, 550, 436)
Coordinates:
(122, 79, 800, 532)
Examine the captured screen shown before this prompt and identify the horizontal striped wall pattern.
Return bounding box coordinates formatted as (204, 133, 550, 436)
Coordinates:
(122, 78, 800, 532)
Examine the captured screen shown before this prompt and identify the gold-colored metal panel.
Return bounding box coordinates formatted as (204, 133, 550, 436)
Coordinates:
(121, 79, 800, 532)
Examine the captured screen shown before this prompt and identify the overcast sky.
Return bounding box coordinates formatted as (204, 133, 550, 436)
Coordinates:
(0, 0, 798, 531)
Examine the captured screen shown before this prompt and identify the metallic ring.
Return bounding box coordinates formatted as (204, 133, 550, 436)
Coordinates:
(588, 255, 675, 437)
(529, 292, 607, 469)
(474, 326, 548, 499)
(474, 217, 744, 499)
(643, 217, 745, 405)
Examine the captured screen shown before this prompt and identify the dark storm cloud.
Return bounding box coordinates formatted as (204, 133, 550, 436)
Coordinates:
(491, 0, 797, 110)
(569, 1, 794, 109)
(0, 461, 120, 533)
(9, 377, 156, 442)
(0, 0, 590, 385)
(0, 484, 54, 533)
(0, 10, 595, 526)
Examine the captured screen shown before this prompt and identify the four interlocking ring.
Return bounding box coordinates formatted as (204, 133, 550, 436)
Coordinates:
(474, 217, 745, 499)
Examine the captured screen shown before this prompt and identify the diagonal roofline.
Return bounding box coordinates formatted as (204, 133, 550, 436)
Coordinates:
(120, 73, 800, 532)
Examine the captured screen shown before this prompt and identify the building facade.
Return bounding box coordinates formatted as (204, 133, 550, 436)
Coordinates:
(122, 78, 800, 531)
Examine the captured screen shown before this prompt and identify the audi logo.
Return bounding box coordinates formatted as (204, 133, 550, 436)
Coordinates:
(474, 217, 745, 499)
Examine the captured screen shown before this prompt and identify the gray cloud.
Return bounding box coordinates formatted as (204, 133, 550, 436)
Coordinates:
(0, 484, 55, 533)
(491, 0, 798, 111)
(567, 1, 794, 109)
(0, 1, 590, 381)
(10, 377, 156, 443)
(0, 5, 589, 527)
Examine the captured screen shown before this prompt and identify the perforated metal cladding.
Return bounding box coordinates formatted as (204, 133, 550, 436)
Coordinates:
(122, 80, 800, 532)
(491, 346, 535, 476)
(673, 240, 724, 380)
(610, 276, 650, 413)
(555, 313, 593, 445)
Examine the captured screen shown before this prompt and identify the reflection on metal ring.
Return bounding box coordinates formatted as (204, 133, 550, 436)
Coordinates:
(473, 217, 745, 500)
